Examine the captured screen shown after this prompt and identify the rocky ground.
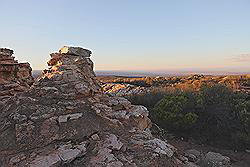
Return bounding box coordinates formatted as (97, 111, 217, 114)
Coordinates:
(0, 46, 192, 167)
(0, 46, 248, 166)
(168, 137, 250, 167)
(98, 75, 250, 167)
(101, 83, 149, 97)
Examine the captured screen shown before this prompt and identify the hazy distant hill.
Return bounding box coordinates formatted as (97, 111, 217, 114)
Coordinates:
(33, 70, 250, 79)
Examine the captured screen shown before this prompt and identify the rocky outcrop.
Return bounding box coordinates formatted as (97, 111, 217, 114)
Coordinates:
(0, 48, 34, 101)
(102, 83, 149, 96)
(0, 46, 187, 166)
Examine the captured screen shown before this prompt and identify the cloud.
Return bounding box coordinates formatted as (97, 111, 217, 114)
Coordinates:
(232, 54, 250, 62)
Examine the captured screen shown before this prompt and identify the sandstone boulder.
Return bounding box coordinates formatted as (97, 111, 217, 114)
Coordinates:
(198, 152, 231, 167)
(185, 149, 202, 163)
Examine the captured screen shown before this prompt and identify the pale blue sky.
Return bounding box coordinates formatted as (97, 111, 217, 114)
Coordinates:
(1, 0, 250, 73)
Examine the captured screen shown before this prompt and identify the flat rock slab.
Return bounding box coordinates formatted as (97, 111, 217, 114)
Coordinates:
(59, 46, 92, 57)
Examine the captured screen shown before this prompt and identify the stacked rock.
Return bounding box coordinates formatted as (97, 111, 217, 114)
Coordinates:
(0, 48, 33, 100)
(0, 48, 17, 64)
(0, 46, 187, 167)
(35, 46, 100, 99)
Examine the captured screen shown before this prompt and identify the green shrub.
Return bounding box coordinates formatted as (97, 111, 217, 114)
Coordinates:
(128, 84, 250, 149)
(152, 92, 198, 131)
(195, 85, 236, 142)
(183, 112, 199, 126)
(125, 88, 171, 110)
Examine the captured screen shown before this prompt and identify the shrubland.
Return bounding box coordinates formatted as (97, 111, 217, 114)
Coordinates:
(126, 84, 250, 149)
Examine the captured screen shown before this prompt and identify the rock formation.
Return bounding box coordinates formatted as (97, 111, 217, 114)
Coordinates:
(102, 83, 149, 96)
(0, 48, 34, 101)
(0, 46, 191, 167)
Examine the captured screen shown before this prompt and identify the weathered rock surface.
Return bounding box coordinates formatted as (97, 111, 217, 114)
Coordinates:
(185, 149, 202, 163)
(198, 152, 231, 167)
(59, 46, 92, 57)
(0, 48, 34, 101)
(102, 83, 149, 96)
(0, 46, 188, 166)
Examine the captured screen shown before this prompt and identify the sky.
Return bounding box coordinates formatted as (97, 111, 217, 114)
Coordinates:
(0, 0, 250, 74)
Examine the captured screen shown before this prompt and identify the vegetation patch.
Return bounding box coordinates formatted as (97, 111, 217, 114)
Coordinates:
(127, 84, 250, 150)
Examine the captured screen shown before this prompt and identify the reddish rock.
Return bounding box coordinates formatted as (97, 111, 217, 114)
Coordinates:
(0, 48, 34, 100)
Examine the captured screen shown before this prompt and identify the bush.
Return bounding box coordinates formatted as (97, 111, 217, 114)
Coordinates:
(125, 88, 171, 110)
(152, 92, 198, 131)
(128, 84, 250, 149)
(196, 85, 249, 148)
